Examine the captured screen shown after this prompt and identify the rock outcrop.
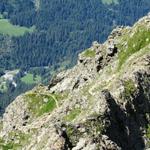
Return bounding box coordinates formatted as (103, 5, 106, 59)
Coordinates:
(0, 14, 150, 150)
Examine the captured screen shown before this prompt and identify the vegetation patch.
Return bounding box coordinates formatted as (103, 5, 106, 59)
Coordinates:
(0, 19, 35, 37)
(102, 0, 119, 5)
(0, 131, 30, 150)
(123, 79, 136, 99)
(146, 125, 150, 147)
(64, 108, 81, 121)
(83, 49, 96, 58)
(65, 114, 104, 146)
(0, 140, 20, 150)
(9, 131, 30, 147)
(83, 114, 105, 137)
(118, 27, 150, 70)
(66, 124, 82, 146)
(146, 125, 150, 138)
(93, 81, 108, 93)
(26, 93, 56, 117)
(21, 73, 41, 85)
(26, 91, 67, 117)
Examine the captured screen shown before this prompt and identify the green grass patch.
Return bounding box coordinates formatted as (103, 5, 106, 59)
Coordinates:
(0, 141, 20, 150)
(38, 98, 56, 116)
(0, 131, 30, 150)
(25, 92, 67, 117)
(53, 91, 69, 101)
(102, 0, 119, 5)
(26, 93, 56, 117)
(21, 73, 41, 84)
(118, 27, 150, 70)
(83, 49, 96, 58)
(147, 125, 150, 138)
(0, 19, 35, 37)
(123, 79, 136, 99)
(8, 131, 30, 146)
(64, 108, 81, 121)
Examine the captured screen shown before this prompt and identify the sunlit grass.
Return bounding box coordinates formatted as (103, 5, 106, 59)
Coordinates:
(0, 19, 35, 36)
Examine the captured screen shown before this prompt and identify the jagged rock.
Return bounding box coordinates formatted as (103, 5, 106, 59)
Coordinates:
(48, 74, 65, 90)
(109, 26, 124, 39)
(106, 39, 118, 56)
(72, 138, 87, 150)
(0, 14, 150, 150)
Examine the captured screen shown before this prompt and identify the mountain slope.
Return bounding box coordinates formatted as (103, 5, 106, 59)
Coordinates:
(1, 0, 150, 117)
(0, 14, 150, 150)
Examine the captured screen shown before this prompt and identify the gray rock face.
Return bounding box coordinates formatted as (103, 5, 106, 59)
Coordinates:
(0, 14, 150, 150)
(2, 95, 29, 135)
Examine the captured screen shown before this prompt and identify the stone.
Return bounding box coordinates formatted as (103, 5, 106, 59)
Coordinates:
(1, 14, 150, 150)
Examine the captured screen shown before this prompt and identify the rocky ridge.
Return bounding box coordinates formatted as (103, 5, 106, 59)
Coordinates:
(0, 14, 150, 150)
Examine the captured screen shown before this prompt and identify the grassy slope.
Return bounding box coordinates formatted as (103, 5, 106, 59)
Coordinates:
(25, 90, 68, 117)
(83, 49, 96, 58)
(118, 26, 150, 70)
(0, 19, 35, 37)
(26, 93, 57, 117)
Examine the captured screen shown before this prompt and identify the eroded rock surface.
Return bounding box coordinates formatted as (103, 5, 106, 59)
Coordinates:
(0, 14, 150, 150)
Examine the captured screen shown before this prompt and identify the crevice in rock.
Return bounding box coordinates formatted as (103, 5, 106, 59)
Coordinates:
(48, 75, 65, 90)
(55, 124, 73, 150)
(72, 79, 80, 90)
(102, 87, 149, 150)
(62, 130, 73, 150)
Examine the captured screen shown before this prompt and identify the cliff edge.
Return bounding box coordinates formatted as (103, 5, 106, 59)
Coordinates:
(0, 14, 150, 150)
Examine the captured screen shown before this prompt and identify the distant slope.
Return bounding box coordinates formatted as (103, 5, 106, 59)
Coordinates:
(0, 0, 150, 116)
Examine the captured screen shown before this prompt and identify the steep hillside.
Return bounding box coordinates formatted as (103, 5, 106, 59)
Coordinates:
(0, 14, 150, 150)
(1, 0, 150, 117)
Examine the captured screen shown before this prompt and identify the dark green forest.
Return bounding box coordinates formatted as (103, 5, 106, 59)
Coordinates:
(1, 0, 150, 69)
(0, 0, 150, 114)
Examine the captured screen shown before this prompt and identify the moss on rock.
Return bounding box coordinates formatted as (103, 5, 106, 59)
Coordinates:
(123, 79, 136, 100)
(146, 125, 150, 147)
(0, 131, 30, 150)
(64, 108, 81, 121)
(83, 49, 96, 58)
